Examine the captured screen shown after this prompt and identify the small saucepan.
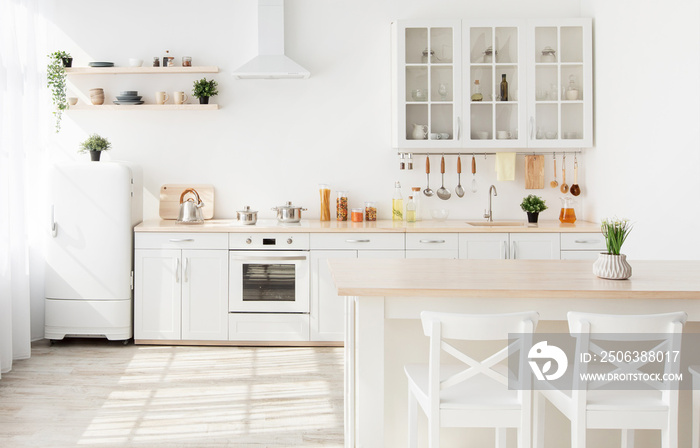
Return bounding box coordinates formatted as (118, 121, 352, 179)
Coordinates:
(271, 201, 307, 223)
(236, 206, 258, 225)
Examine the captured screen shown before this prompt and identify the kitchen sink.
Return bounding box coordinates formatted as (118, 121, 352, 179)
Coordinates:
(465, 221, 526, 227)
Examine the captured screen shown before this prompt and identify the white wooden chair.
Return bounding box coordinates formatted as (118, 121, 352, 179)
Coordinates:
(404, 310, 539, 448)
(690, 365, 700, 448)
(534, 311, 687, 448)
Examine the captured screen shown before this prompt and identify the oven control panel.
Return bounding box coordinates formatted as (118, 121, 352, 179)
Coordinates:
(228, 233, 310, 250)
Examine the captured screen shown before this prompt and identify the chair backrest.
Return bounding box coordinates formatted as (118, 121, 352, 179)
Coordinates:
(567, 311, 687, 405)
(420, 311, 539, 406)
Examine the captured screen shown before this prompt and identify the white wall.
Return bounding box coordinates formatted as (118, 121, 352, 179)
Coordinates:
(581, 0, 700, 259)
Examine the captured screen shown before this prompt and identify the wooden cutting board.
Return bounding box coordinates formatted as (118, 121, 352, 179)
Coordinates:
(159, 184, 215, 220)
(524, 155, 545, 189)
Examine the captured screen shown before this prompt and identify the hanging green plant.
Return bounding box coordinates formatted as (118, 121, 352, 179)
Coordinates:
(47, 50, 72, 132)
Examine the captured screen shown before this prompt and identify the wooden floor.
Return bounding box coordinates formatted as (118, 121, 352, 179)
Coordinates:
(0, 339, 344, 447)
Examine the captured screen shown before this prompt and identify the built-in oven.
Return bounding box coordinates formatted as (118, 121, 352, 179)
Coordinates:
(228, 233, 310, 314)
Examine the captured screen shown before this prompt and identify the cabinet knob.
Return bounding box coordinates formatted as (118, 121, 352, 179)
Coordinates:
(245, 238, 252, 244)
(287, 238, 293, 244)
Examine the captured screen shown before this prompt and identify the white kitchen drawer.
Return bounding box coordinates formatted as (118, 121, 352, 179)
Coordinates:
(561, 233, 606, 251)
(228, 313, 310, 341)
(135, 232, 228, 250)
(561, 250, 601, 260)
(310, 233, 404, 250)
(405, 233, 458, 250)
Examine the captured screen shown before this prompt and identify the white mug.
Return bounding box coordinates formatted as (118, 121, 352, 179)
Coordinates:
(429, 133, 441, 140)
(155, 91, 169, 105)
(173, 91, 188, 105)
(497, 130, 511, 139)
(439, 133, 450, 139)
(476, 131, 489, 140)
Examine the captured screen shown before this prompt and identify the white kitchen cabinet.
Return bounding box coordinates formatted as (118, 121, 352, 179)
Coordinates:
(309, 233, 404, 342)
(392, 20, 463, 149)
(405, 233, 458, 259)
(459, 232, 560, 259)
(526, 19, 593, 148)
(393, 18, 592, 150)
(134, 233, 228, 342)
(560, 232, 605, 260)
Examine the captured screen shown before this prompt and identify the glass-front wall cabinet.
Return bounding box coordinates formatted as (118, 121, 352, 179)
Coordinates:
(392, 20, 462, 149)
(527, 20, 592, 148)
(464, 22, 527, 148)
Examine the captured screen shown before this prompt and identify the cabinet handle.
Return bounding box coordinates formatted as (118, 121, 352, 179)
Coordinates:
(529, 116, 535, 140)
(50, 205, 57, 238)
(345, 239, 370, 243)
(511, 241, 517, 259)
(169, 238, 194, 242)
(457, 116, 461, 140)
(229, 254, 308, 261)
(175, 258, 180, 283)
(574, 240, 599, 244)
(419, 239, 445, 244)
(503, 241, 508, 259)
(183, 257, 189, 282)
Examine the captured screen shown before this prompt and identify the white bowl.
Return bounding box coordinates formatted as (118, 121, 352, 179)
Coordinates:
(431, 209, 450, 221)
(67, 97, 78, 105)
(128, 58, 143, 67)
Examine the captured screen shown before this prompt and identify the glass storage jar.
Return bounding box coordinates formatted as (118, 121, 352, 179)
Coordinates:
(364, 202, 377, 221)
(336, 191, 348, 221)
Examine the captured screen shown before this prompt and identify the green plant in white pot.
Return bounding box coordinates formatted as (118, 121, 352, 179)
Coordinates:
(593, 218, 633, 280)
(520, 194, 547, 224)
(78, 134, 111, 161)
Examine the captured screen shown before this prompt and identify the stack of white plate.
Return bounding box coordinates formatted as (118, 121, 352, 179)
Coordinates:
(113, 90, 143, 105)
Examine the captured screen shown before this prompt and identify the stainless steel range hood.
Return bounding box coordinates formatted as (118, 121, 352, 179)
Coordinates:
(233, 0, 310, 79)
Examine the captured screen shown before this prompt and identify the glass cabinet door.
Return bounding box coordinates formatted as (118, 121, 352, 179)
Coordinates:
(528, 19, 592, 148)
(464, 21, 527, 149)
(392, 20, 462, 149)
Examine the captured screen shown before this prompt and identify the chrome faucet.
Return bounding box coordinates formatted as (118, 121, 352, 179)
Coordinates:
(483, 185, 498, 222)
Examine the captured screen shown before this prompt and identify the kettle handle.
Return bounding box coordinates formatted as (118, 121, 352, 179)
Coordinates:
(179, 188, 201, 205)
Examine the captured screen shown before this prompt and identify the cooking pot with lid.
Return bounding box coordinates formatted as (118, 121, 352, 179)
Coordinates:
(237, 206, 258, 225)
(271, 201, 307, 223)
(177, 188, 205, 224)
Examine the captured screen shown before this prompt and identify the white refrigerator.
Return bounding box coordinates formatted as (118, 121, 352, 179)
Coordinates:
(45, 162, 142, 342)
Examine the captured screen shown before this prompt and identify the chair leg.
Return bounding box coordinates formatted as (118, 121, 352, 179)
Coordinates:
(496, 427, 507, 448)
(621, 429, 634, 448)
(533, 392, 545, 448)
(408, 388, 417, 448)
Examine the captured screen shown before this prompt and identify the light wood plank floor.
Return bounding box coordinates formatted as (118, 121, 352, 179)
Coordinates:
(0, 339, 344, 447)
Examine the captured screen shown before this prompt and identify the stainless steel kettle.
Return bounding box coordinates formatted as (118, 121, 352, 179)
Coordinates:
(177, 188, 205, 224)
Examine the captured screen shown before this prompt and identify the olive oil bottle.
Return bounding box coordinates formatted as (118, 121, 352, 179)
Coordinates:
(500, 74, 508, 101)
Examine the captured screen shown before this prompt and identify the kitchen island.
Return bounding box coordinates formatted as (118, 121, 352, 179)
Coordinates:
(328, 258, 700, 448)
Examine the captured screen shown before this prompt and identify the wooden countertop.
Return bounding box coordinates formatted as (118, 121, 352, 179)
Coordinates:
(328, 258, 700, 299)
(134, 219, 601, 233)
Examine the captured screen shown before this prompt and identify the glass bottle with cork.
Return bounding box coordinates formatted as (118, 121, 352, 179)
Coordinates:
(410, 186, 422, 221)
(471, 80, 483, 102)
(406, 196, 417, 223)
(500, 74, 508, 101)
(392, 182, 403, 221)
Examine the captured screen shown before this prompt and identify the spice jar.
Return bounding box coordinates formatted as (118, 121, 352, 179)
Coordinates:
(364, 202, 377, 221)
(351, 208, 364, 222)
(152, 57, 160, 67)
(182, 56, 192, 67)
(319, 184, 331, 221)
(336, 191, 348, 221)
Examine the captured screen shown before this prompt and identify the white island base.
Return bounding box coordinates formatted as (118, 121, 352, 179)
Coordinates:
(329, 258, 700, 448)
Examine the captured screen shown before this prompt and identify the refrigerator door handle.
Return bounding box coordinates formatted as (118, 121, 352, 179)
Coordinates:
(50, 205, 57, 237)
(175, 258, 180, 283)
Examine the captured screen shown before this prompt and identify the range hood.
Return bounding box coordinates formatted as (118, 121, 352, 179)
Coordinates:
(233, 0, 310, 79)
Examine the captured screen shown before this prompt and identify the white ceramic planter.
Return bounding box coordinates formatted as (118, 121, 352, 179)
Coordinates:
(593, 253, 632, 280)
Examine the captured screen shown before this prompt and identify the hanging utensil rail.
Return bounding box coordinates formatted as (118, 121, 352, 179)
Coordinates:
(397, 150, 582, 157)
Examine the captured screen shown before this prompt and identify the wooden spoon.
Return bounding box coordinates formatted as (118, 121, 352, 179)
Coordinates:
(550, 154, 558, 188)
(570, 155, 581, 196)
(470, 155, 477, 193)
(560, 154, 569, 194)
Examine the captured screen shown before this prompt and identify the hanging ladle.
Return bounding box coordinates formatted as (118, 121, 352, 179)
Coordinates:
(570, 155, 581, 196)
(550, 153, 558, 188)
(423, 156, 434, 197)
(560, 153, 569, 194)
(455, 154, 465, 198)
(437, 155, 451, 200)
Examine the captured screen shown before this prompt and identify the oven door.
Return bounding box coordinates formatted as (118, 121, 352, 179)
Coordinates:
(229, 251, 309, 313)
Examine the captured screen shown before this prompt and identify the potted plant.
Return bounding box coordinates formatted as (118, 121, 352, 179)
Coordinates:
(78, 133, 111, 161)
(192, 78, 218, 104)
(593, 218, 633, 280)
(520, 194, 548, 224)
(47, 51, 72, 132)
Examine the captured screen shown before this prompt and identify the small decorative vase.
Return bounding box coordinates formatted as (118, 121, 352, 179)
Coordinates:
(592, 253, 632, 280)
(526, 212, 539, 224)
(89, 150, 101, 162)
(199, 96, 209, 104)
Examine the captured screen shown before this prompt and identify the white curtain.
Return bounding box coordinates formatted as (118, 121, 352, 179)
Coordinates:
(0, 0, 47, 377)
